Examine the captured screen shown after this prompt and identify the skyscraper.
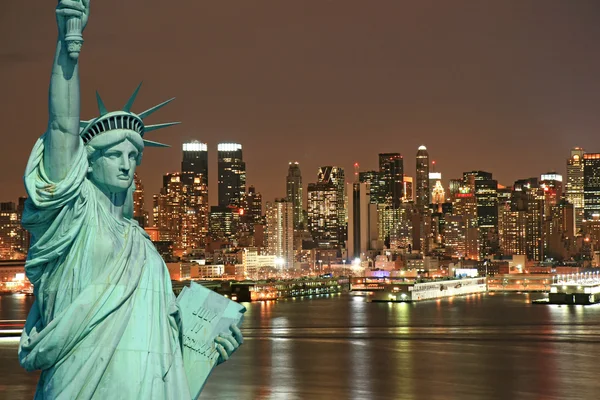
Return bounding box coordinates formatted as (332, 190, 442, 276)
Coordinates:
(415, 146, 431, 253)
(317, 166, 346, 243)
(447, 188, 479, 259)
(359, 170, 384, 204)
(348, 183, 378, 259)
(266, 199, 294, 269)
(0, 202, 26, 259)
(378, 153, 404, 208)
(153, 172, 209, 252)
(403, 176, 413, 202)
(307, 182, 340, 247)
(218, 143, 246, 207)
(286, 162, 303, 229)
(584, 153, 600, 220)
(540, 173, 563, 219)
(463, 171, 499, 259)
(566, 147, 585, 233)
(242, 186, 263, 224)
(133, 173, 148, 227)
(181, 141, 208, 185)
(416, 146, 430, 208)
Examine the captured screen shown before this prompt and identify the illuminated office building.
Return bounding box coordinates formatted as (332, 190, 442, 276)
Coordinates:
(133, 173, 149, 228)
(218, 143, 246, 207)
(317, 166, 346, 243)
(566, 147, 585, 233)
(584, 153, 600, 221)
(415, 146, 430, 208)
(307, 182, 340, 247)
(286, 162, 304, 229)
(403, 176, 413, 202)
(0, 202, 26, 259)
(540, 173, 563, 218)
(378, 153, 404, 207)
(359, 170, 384, 204)
(266, 199, 294, 269)
(181, 141, 208, 185)
(447, 189, 479, 259)
(463, 171, 499, 259)
(209, 205, 241, 241)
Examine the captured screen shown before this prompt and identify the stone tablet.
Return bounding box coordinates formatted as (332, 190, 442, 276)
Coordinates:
(176, 282, 246, 399)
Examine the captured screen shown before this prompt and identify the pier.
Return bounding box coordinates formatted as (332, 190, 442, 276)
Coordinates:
(543, 272, 600, 305)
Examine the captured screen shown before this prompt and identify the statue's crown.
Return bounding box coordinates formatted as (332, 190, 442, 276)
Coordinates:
(79, 83, 179, 148)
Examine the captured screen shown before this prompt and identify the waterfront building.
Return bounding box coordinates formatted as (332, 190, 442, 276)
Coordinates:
(583, 153, 600, 221)
(218, 142, 246, 207)
(266, 199, 294, 269)
(0, 202, 27, 260)
(241, 247, 277, 277)
(286, 162, 304, 229)
(566, 147, 585, 233)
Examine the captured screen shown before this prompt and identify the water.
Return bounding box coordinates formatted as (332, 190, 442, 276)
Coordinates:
(1, 292, 600, 399)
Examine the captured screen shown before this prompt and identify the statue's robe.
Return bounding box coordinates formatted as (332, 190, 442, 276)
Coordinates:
(18, 138, 191, 399)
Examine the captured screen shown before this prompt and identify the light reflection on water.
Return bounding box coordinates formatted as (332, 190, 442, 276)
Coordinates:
(3, 293, 600, 399)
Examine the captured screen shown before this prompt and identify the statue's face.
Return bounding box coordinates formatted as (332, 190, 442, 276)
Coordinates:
(89, 140, 139, 194)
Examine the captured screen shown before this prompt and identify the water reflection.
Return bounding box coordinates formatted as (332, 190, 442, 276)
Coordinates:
(4, 293, 600, 399)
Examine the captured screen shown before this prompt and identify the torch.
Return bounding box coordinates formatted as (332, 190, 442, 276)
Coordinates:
(64, 3, 84, 60)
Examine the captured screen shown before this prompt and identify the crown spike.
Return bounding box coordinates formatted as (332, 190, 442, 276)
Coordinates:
(96, 91, 108, 116)
(143, 139, 170, 148)
(144, 121, 181, 132)
(138, 98, 175, 120)
(123, 82, 143, 112)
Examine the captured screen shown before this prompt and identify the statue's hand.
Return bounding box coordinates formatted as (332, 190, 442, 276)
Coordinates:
(215, 324, 243, 365)
(56, 0, 90, 39)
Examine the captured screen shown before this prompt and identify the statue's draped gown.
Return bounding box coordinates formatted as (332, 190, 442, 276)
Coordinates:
(18, 138, 191, 399)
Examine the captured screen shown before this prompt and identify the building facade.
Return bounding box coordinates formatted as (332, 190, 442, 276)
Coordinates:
(218, 142, 246, 207)
(266, 199, 294, 269)
(286, 162, 304, 229)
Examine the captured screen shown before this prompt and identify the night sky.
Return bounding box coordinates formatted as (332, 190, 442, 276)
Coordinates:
(1, 1, 600, 207)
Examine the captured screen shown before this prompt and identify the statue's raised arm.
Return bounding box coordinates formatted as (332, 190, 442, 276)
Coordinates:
(44, 0, 90, 182)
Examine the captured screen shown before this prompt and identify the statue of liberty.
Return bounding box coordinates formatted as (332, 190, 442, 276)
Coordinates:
(18, 1, 243, 398)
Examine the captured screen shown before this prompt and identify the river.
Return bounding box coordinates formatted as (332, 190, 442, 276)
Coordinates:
(1, 292, 599, 399)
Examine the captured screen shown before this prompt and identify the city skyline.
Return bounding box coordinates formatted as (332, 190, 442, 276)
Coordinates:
(2, 1, 600, 206)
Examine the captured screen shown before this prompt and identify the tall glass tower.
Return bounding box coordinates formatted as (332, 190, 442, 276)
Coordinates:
(181, 140, 208, 185)
(217, 143, 246, 207)
(378, 153, 404, 208)
(566, 147, 585, 232)
(286, 162, 303, 229)
(584, 153, 600, 220)
(416, 145, 430, 208)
